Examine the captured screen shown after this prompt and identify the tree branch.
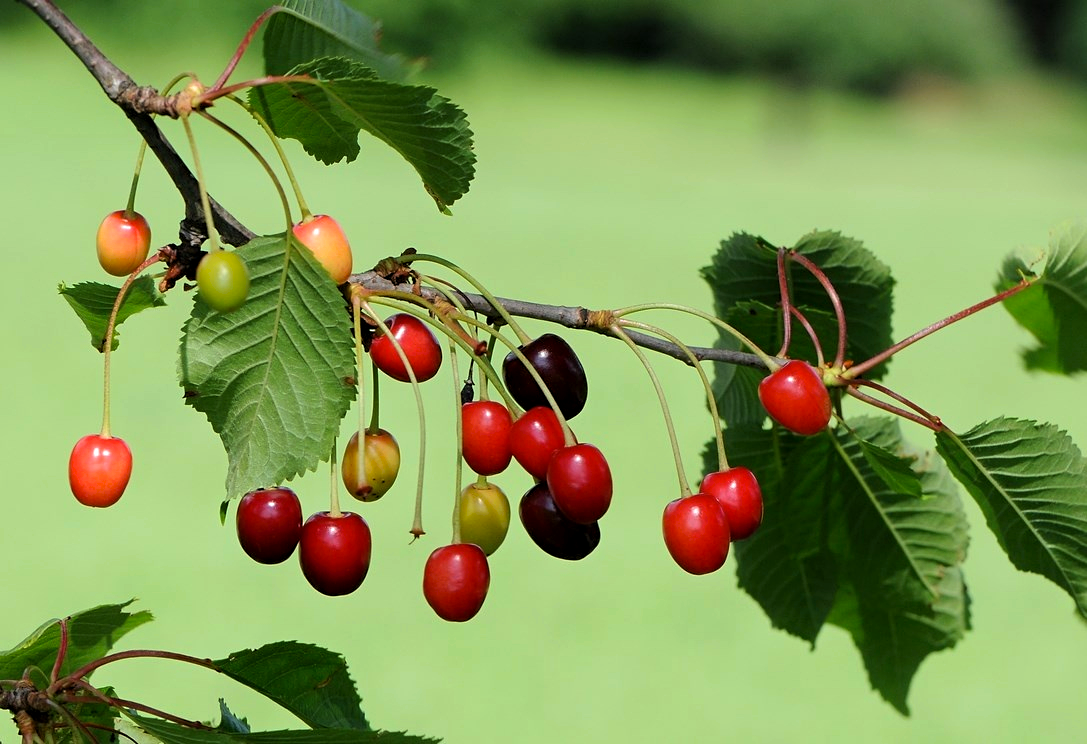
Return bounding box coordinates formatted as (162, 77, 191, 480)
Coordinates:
(15, 0, 255, 246)
(18, 0, 768, 372)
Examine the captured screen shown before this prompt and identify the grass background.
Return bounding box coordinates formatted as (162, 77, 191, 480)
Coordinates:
(2, 6, 1087, 743)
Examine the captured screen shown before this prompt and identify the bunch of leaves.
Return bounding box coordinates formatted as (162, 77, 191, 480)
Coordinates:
(701, 225, 1087, 713)
(0, 602, 436, 743)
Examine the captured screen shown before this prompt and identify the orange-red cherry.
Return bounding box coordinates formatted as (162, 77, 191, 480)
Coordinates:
(96, 210, 151, 276)
(292, 214, 353, 284)
(69, 434, 132, 507)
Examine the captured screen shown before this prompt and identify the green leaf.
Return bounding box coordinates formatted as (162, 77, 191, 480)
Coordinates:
(127, 715, 439, 744)
(59, 277, 166, 351)
(716, 427, 839, 643)
(936, 417, 1087, 619)
(248, 57, 475, 213)
(0, 601, 151, 681)
(218, 700, 251, 734)
(828, 418, 970, 714)
(213, 642, 369, 731)
(701, 230, 895, 428)
(178, 235, 356, 498)
(262, 0, 411, 81)
(996, 222, 1087, 374)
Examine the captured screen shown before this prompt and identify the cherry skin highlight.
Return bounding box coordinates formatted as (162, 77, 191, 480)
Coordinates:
(700, 466, 763, 540)
(662, 494, 731, 575)
(369, 314, 442, 383)
(292, 214, 353, 284)
(69, 433, 132, 507)
(96, 210, 151, 277)
(423, 543, 490, 622)
(758, 360, 832, 436)
(298, 511, 372, 596)
(236, 487, 303, 564)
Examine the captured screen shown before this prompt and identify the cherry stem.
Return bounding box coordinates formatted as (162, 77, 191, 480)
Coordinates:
(351, 296, 370, 495)
(124, 140, 147, 216)
(610, 324, 693, 497)
(790, 305, 826, 367)
(100, 251, 164, 438)
(449, 339, 464, 544)
(196, 109, 293, 233)
(208, 5, 283, 93)
(775, 247, 793, 358)
(329, 437, 342, 517)
(232, 94, 311, 220)
(362, 303, 429, 539)
(844, 387, 941, 432)
(845, 277, 1036, 379)
(619, 318, 729, 472)
(612, 303, 779, 370)
(846, 379, 943, 428)
(48, 619, 69, 686)
(785, 251, 848, 369)
(368, 359, 381, 434)
(196, 75, 320, 107)
(396, 253, 533, 345)
(180, 114, 220, 253)
(45, 697, 103, 744)
(60, 689, 211, 731)
(49, 650, 216, 693)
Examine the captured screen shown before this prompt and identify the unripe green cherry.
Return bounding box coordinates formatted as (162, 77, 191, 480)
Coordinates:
(197, 250, 250, 313)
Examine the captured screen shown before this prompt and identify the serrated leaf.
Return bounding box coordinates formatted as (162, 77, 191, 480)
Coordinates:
(996, 222, 1087, 374)
(263, 0, 410, 81)
(248, 57, 474, 213)
(178, 235, 356, 498)
(715, 427, 839, 642)
(60, 277, 166, 351)
(219, 700, 251, 734)
(213, 642, 368, 731)
(0, 601, 152, 681)
(828, 418, 969, 714)
(701, 230, 895, 429)
(127, 715, 439, 744)
(936, 417, 1087, 619)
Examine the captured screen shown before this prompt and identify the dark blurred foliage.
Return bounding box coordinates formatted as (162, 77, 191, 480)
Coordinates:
(5, 0, 1087, 88)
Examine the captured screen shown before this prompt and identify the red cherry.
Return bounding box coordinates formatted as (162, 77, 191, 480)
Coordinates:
(298, 511, 372, 596)
(423, 543, 490, 622)
(509, 406, 567, 480)
(96, 210, 151, 276)
(758, 360, 832, 436)
(292, 214, 353, 284)
(461, 400, 513, 476)
(662, 494, 730, 575)
(369, 314, 442, 383)
(700, 467, 763, 540)
(69, 434, 132, 507)
(546, 443, 612, 524)
(236, 487, 303, 564)
(518, 482, 601, 561)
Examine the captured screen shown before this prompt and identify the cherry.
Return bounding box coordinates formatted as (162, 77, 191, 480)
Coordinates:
(662, 494, 730, 575)
(422, 543, 490, 622)
(341, 428, 400, 501)
(96, 210, 151, 277)
(459, 481, 510, 556)
(236, 487, 303, 564)
(68, 434, 132, 507)
(700, 467, 763, 540)
(758, 360, 832, 436)
(518, 482, 600, 560)
(502, 333, 588, 419)
(369, 314, 442, 383)
(546, 443, 612, 524)
(298, 511, 372, 596)
(292, 214, 353, 284)
(461, 400, 513, 476)
(508, 406, 567, 480)
(196, 250, 250, 313)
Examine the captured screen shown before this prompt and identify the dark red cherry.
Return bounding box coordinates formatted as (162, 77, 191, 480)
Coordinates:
(518, 482, 600, 560)
(502, 333, 588, 419)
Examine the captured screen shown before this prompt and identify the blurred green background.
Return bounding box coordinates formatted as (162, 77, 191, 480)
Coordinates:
(3, 0, 1087, 741)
